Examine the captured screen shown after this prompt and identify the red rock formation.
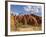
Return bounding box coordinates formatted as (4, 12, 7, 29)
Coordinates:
(14, 14, 42, 26)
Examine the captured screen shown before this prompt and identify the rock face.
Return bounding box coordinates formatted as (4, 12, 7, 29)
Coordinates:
(31, 14, 42, 25)
(14, 14, 42, 26)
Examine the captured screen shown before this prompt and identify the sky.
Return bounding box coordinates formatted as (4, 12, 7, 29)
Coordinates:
(10, 5, 42, 16)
